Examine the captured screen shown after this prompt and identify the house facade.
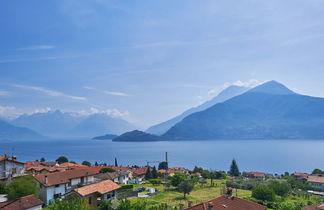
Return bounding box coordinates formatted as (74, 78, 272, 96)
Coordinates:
(307, 175, 324, 191)
(94, 171, 130, 184)
(34, 168, 97, 205)
(242, 172, 267, 180)
(0, 156, 25, 180)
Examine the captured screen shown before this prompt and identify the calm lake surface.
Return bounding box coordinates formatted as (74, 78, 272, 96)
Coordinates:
(0, 139, 323, 174)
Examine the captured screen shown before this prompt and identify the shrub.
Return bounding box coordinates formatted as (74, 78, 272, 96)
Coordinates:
(99, 168, 116, 173)
(171, 173, 187, 187)
(252, 185, 275, 202)
(119, 184, 134, 190)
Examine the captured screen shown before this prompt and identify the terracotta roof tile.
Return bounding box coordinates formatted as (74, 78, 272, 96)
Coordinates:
(34, 168, 97, 187)
(0, 194, 43, 210)
(75, 180, 121, 197)
(304, 203, 324, 210)
(186, 195, 266, 210)
(308, 175, 324, 184)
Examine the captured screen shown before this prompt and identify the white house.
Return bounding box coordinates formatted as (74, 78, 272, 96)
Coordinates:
(307, 175, 324, 191)
(34, 168, 97, 205)
(94, 171, 130, 184)
(0, 155, 25, 180)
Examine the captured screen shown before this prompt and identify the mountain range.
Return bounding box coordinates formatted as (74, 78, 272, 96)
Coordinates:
(0, 119, 44, 141)
(146, 85, 250, 135)
(4, 110, 136, 139)
(163, 81, 324, 140)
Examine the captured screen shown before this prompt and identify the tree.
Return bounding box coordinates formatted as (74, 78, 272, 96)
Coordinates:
(178, 180, 194, 199)
(214, 171, 227, 179)
(268, 181, 290, 197)
(252, 185, 275, 202)
(312, 168, 324, 174)
(0, 181, 6, 194)
(56, 156, 68, 164)
(158, 161, 168, 170)
(152, 166, 158, 179)
(100, 168, 116, 173)
(95, 161, 98, 166)
(192, 166, 203, 173)
(114, 158, 118, 167)
(228, 159, 240, 177)
(6, 176, 40, 200)
(171, 173, 187, 187)
(40, 157, 45, 162)
(82, 161, 91, 167)
(145, 166, 153, 180)
(277, 201, 303, 210)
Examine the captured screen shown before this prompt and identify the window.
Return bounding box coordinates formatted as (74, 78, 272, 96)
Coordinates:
(81, 177, 84, 184)
(55, 184, 59, 188)
(107, 194, 111, 199)
(88, 197, 92, 205)
(54, 193, 61, 199)
(12, 168, 17, 174)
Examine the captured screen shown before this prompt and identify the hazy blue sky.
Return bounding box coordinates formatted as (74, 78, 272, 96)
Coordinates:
(1, 0, 324, 127)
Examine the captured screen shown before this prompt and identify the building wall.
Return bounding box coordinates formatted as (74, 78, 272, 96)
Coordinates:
(309, 182, 324, 191)
(40, 184, 66, 205)
(0, 160, 24, 179)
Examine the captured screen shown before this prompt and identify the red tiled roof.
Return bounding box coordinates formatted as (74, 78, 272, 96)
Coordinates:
(0, 194, 43, 210)
(74, 180, 121, 197)
(186, 195, 266, 210)
(26, 166, 66, 173)
(132, 167, 148, 176)
(24, 161, 42, 168)
(111, 166, 130, 172)
(304, 203, 324, 210)
(59, 162, 89, 168)
(243, 172, 266, 177)
(34, 168, 97, 187)
(307, 175, 324, 184)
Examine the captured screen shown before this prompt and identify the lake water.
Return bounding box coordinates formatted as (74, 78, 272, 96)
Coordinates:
(0, 139, 323, 174)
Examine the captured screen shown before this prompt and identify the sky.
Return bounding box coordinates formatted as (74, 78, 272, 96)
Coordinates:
(1, 0, 324, 128)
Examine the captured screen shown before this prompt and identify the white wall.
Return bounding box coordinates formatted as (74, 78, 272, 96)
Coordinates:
(27, 205, 42, 210)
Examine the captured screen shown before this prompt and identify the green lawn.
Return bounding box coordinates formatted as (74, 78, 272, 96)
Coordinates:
(128, 179, 252, 208)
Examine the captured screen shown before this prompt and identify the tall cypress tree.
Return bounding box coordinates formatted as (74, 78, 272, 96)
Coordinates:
(114, 158, 118, 167)
(145, 166, 153, 179)
(152, 166, 158, 179)
(229, 159, 240, 177)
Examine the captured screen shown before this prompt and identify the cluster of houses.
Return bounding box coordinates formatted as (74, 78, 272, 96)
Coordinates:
(2, 155, 324, 210)
(0, 155, 194, 209)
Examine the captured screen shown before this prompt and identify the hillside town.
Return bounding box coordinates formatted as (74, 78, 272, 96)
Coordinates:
(1, 154, 324, 210)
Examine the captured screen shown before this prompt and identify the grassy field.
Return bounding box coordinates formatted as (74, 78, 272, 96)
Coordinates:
(128, 179, 252, 208)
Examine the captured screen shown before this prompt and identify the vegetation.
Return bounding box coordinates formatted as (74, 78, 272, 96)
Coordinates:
(100, 167, 116, 173)
(0, 180, 6, 194)
(115, 158, 118, 167)
(40, 157, 46, 162)
(170, 173, 186, 187)
(312, 168, 324, 174)
(145, 166, 153, 179)
(45, 198, 91, 210)
(158, 162, 168, 170)
(5, 176, 40, 200)
(152, 166, 158, 179)
(178, 180, 194, 199)
(228, 159, 240, 177)
(56, 156, 68, 164)
(81, 160, 91, 166)
(252, 185, 275, 202)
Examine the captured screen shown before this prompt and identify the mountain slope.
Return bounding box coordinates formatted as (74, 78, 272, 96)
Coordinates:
(163, 81, 324, 140)
(146, 85, 249, 135)
(12, 110, 83, 137)
(72, 114, 136, 137)
(0, 119, 44, 140)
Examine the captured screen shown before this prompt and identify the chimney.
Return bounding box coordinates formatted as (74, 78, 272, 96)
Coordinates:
(208, 202, 214, 210)
(188, 200, 193, 208)
(179, 203, 184, 210)
(12, 156, 17, 161)
(226, 187, 233, 196)
(45, 175, 48, 184)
